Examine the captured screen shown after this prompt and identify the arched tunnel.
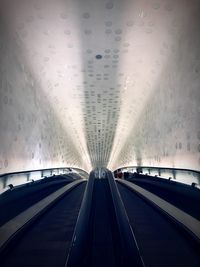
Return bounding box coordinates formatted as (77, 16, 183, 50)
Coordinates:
(0, 1, 200, 266)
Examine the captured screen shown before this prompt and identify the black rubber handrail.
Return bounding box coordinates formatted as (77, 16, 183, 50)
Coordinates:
(107, 170, 144, 267)
(65, 170, 95, 267)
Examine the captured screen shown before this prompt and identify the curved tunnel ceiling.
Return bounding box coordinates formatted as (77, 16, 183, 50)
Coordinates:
(0, 0, 200, 173)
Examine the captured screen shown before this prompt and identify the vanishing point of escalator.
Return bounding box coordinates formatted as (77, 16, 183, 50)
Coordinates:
(66, 170, 143, 267)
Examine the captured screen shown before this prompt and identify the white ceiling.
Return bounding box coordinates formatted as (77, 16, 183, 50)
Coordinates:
(0, 0, 200, 172)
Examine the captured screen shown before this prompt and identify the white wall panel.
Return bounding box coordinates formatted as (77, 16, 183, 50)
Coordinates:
(0, 0, 199, 173)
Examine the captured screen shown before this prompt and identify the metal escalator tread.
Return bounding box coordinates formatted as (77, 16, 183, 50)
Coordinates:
(117, 183, 200, 267)
(0, 180, 71, 226)
(88, 178, 121, 267)
(128, 179, 200, 220)
(1, 182, 86, 267)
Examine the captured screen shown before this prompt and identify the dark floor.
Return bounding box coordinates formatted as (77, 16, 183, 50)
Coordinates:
(86, 178, 121, 267)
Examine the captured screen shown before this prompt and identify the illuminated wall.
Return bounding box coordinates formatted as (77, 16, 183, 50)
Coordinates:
(108, 0, 200, 170)
(0, 24, 90, 173)
(0, 0, 199, 173)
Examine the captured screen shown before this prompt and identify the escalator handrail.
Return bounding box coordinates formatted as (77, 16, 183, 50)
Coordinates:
(107, 170, 145, 267)
(66, 171, 95, 266)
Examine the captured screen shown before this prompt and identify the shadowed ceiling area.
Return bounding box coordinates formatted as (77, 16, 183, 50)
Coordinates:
(0, 0, 200, 173)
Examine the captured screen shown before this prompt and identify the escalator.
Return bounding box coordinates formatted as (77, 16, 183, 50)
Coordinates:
(0, 182, 86, 267)
(117, 182, 200, 267)
(0, 170, 199, 267)
(66, 170, 144, 267)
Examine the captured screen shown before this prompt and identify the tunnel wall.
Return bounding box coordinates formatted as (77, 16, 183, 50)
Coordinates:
(109, 1, 200, 171)
(0, 1, 199, 174)
(0, 24, 87, 174)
